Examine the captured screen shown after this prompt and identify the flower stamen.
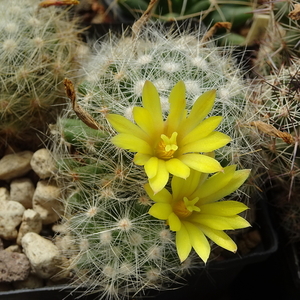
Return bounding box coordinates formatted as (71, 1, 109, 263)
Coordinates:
(173, 197, 200, 218)
(156, 132, 178, 160)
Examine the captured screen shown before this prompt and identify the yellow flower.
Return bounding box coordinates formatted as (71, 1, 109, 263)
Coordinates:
(107, 81, 231, 193)
(145, 165, 251, 263)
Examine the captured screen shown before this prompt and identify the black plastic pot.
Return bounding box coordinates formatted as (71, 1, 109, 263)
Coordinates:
(0, 198, 278, 300)
(275, 225, 300, 299)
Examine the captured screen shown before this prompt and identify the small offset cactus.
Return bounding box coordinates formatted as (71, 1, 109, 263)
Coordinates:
(0, 0, 86, 148)
(50, 21, 258, 299)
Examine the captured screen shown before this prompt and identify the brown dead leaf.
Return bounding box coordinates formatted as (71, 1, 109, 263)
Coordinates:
(288, 4, 300, 20)
(63, 78, 104, 131)
(250, 121, 294, 144)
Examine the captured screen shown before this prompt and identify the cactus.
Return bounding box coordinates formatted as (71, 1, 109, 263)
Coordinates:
(0, 0, 86, 149)
(50, 21, 259, 299)
(82, 21, 261, 175)
(114, 0, 253, 25)
(247, 57, 300, 240)
(51, 113, 202, 300)
(252, 1, 300, 75)
(105, 0, 255, 45)
(244, 0, 300, 245)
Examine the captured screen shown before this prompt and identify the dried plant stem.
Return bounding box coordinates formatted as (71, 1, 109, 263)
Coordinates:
(39, 0, 79, 8)
(131, 0, 158, 39)
(200, 22, 232, 43)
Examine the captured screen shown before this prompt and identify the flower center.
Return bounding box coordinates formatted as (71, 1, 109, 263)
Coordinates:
(156, 132, 178, 160)
(173, 197, 200, 218)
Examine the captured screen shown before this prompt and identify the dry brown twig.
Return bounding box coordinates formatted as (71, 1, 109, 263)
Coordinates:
(39, 0, 79, 8)
(131, 0, 158, 39)
(200, 22, 232, 43)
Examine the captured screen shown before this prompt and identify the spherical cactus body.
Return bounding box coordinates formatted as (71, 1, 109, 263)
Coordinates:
(0, 0, 86, 148)
(50, 22, 257, 299)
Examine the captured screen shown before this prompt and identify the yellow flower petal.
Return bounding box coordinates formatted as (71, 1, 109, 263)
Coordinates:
(142, 81, 164, 129)
(192, 165, 237, 199)
(178, 131, 231, 154)
(148, 160, 169, 194)
(176, 223, 192, 262)
(148, 203, 172, 219)
(190, 214, 251, 230)
(144, 183, 172, 203)
(111, 134, 152, 153)
(199, 224, 237, 253)
(171, 169, 203, 201)
(199, 201, 249, 216)
(145, 156, 159, 179)
(133, 153, 152, 165)
(184, 221, 211, 263)
(168, 212, 182, 231)
(197, 169, 251, 204)
(180, 116, 223, 145)
(133, 106, 162, 137)
(179, 153, 223, 173)
(165, 158, 190, 179)
(107, 114, 148, 140)
(165, 81, 186, 135)
(181, 90, 216, 134)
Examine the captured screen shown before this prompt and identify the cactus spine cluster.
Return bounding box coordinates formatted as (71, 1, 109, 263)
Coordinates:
(245, 1, 300, 241)
(248, 58, 300, 241)
(0, 0, 86, 149)
(49, 21, 260, 299)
